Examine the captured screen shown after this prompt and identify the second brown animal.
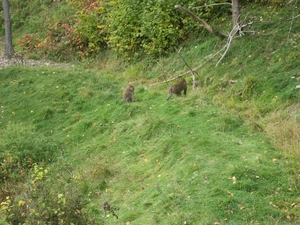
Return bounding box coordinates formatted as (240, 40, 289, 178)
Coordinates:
(167, 78, 187, 100)
(123, 85, 135, 102)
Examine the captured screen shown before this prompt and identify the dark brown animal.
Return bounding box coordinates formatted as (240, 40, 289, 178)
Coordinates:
(122, 85, 135, 102)
(167, 78, 187, 100)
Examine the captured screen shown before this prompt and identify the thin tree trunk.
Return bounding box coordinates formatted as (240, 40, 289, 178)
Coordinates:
(232, 0, 240, 31)
(2, 0, 15, 58)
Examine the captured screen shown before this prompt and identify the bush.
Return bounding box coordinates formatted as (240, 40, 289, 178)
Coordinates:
(0, 164, 96, 224)
(18, 34, 41, 51)
(66, 0, 108, 58)
(106, 0, 234, 58)
(106, 0, 194, 57)
(9, 0, 232, 59)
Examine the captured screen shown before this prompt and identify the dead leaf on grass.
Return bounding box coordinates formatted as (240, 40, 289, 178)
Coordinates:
(227, 191, 234, 197)
(232, 176, 237, 184)
(269, 202, 278, 208)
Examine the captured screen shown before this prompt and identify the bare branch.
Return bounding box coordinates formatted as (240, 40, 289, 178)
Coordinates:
(288, 0, 298, 40)
(150, 76, 184, 87)
(151, 14, 256, 88)
(286, 0, 297, 5)
(150, 52, 219, 88)
(175, 47, 198, 89)
(215, 28, 237, 67)
(292, 14, 300, 19)
(174, 5, 226, 39)
(216, 13, 256, 66)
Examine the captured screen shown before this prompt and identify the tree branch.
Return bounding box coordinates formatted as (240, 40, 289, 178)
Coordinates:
(287, 0, 298, 40)
(150, 52, 218, 88)
(174, 5, 226, 39)
(175, 47, 198, 89)
(216, 13, 255, 66)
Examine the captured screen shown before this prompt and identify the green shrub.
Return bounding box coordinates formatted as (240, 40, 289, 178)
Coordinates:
(66, 0, 108, 58)
(7, 0, 232, 59)
(106, 0, 188, 57)
(106, 0, 230, 58)
(0, 164, 96, 224)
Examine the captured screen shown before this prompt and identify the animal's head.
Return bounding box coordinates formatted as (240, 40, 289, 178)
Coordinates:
(167, 86, 174, 100)
(129, 85, 134, 92)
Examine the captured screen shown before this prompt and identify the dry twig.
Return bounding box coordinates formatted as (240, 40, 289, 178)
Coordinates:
(287, 0, 298, 40)
(175, 47, 198, 89)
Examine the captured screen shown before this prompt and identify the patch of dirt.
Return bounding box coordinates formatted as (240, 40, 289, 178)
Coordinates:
(0, 53, 66, 69)
(0, 39, 66, 68)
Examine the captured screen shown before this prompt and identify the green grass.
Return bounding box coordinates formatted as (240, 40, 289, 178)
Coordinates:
(1, 65, 299, 224)
(1, 3, 300, 225)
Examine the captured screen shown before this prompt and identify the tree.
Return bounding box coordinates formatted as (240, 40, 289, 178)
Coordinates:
(2, 0, 15, 58)
(232, 0, 240, 32)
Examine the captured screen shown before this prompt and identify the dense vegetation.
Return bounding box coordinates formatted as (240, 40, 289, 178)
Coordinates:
(1, 0, 300, 224)
(0, 0, 289, 60)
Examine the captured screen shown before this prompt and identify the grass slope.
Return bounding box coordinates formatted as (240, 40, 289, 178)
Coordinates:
(1, 3, 300, 225)
(0, 64, 299, 224)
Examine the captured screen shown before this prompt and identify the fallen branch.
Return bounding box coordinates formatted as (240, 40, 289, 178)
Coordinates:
(215, 24, 239, 67)
(150, 52, 217, 87)
(174, 5, 226, 39)
(151, 12, 256, 87)
(150, 77, 183, 87)
(216, 13, 255, 66)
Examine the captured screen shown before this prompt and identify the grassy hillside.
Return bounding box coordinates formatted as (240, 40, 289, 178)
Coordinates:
(1, 3, 300, 225)
(1, 65, 299, 224)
